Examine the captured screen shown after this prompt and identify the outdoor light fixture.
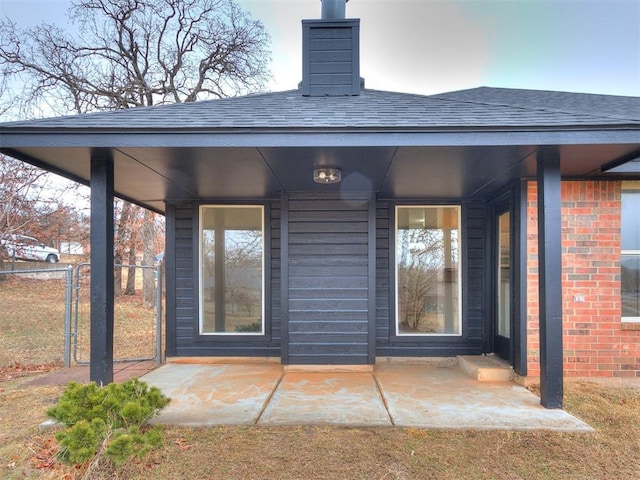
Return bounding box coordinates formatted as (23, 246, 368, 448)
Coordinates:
(313, 167, 342, 184)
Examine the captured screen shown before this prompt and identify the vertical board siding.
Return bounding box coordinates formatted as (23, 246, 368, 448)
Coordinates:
(170, 201, 281, 357)
(287, 192, 370, 364)
(375, 201, 485, 357)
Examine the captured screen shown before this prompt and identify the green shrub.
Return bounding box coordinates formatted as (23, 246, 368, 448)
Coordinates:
(47, 378, 170, 466)
(55, 418, 105, 464)
(106, 425, 164, 466)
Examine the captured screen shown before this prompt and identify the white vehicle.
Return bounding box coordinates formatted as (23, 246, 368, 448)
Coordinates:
(1, 235, 60, 263)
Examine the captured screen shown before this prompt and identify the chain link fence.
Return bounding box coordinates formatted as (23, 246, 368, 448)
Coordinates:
(0, 261, 163, 368)
(0, 264, 71, 367)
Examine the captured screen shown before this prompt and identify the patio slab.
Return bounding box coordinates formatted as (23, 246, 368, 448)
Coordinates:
(143, 363, 283, 426)
(374, 364, 593, 431)
(258, 372, 391, 427)
(140, 362, 593, 432)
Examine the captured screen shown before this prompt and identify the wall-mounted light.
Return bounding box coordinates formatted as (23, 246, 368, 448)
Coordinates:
(313, 167, 342, 184)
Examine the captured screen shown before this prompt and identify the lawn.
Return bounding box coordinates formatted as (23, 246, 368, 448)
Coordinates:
(0, 369, 638, 479)
(1, 273, 639, 479)
(0, 273, 158, 366)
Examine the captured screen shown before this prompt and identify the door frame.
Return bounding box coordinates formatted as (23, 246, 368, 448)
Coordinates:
(493, 204, 513, 363)
(486, 182, 528, 375)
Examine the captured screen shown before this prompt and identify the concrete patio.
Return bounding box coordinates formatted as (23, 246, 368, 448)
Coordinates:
(141, 360, 593, 432)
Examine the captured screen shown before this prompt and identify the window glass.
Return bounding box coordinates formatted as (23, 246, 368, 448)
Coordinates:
(622, 185, 640, 321)
(621, 190, 640, 251)
(621, 255, 640, 318)
(200, 206, 264, 334)
(396, 206, 461, 335)
(497, 211, 511, 338)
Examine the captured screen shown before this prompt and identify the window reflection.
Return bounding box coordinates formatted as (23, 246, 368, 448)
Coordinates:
(396, 206, 461, 335)
(200, 206, 264, 334)
(622, 186, 640, 321)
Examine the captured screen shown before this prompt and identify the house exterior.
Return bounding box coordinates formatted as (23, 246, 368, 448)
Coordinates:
(1, 1, 639, 408)
(526, 180, 640, 377)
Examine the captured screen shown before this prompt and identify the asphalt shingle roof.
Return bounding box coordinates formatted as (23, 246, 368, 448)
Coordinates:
(2, 87, 639, 131)
(432, 87, 640, 122)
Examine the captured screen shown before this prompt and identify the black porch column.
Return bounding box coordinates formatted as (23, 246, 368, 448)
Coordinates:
(536, 148, 563, 408)
(90, 149, 115, 385)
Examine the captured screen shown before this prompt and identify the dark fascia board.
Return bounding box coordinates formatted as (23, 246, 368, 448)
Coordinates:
(600, 148, 640, 172)
(1, 127, 640, 149)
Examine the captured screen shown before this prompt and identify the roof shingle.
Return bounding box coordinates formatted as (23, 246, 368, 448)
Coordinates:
(2, 87, 639, 131)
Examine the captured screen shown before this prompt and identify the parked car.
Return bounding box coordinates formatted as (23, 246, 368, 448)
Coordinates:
(1, 235, 60, 263)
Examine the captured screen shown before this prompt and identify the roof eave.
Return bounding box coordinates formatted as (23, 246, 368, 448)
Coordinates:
(2, 125, 640, 149)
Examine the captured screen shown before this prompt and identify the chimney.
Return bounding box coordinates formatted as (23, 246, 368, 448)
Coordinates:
(301, 0, 360, 96)
(321, 0, 347, 20)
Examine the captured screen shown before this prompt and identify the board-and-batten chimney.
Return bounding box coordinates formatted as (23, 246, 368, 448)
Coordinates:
(301, 0, 361, 96)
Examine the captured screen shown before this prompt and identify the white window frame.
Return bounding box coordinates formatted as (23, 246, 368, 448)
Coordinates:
(198, 205, 265, 335)
(621, 249, 640, 323)
(621, 183, 640, 323)
(394, 205, 463, 336)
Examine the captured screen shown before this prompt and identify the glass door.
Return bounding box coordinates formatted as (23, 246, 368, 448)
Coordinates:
(495, 210, 512, 362)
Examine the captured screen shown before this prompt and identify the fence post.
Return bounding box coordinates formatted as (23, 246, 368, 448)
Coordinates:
(63, 265, 73, 368)
(155, 261, 163, 366)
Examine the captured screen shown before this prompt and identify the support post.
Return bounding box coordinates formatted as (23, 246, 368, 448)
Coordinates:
(90, 149, 115, 385)
(536, 148, 563, 408)
(156, 261, 163, 366)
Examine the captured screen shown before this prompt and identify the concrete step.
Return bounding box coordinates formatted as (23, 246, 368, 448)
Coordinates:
(457, 355, 514, 382)
(284, 364, 374, 373)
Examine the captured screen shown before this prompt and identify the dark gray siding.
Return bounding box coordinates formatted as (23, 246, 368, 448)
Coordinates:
(166, 196, 487, 360)
(301, 19, 360, 97)
(284, 192, 371, 364)
(166, 200, 281, 357)
(375, 201, 486, 356)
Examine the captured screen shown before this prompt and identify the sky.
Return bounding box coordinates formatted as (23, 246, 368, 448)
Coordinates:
(1, 0, 639, 97)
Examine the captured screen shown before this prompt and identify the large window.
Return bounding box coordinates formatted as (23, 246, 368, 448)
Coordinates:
(622, 183, 640, 322)
(396, 206, 461, 335)
(199, 206, 264, 335)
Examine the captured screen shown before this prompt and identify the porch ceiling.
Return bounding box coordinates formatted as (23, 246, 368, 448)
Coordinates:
(5, 141, 639, 213)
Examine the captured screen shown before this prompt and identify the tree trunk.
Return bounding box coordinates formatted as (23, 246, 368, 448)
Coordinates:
(114, 201, 132, 297)
(141, 209, 156, 307)
(124, 239, 137, 295)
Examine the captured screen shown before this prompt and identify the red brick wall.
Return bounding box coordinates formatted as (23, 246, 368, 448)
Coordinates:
(526, 180, 640, 378)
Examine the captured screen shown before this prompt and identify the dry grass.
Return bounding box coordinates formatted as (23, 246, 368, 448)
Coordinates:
(0, 275, 158, 366)
(0, 375, 638, 480)
(1, 274, 639, 479)
(0, 276, 68, 366)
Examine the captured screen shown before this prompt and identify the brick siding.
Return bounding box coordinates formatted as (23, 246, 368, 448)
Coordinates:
(526, 180, 640, 378)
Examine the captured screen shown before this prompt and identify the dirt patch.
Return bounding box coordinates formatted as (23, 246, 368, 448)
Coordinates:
(0, 362, 62, 383)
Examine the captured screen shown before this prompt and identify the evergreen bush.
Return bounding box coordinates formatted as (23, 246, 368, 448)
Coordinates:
(47, 378, 170, 467)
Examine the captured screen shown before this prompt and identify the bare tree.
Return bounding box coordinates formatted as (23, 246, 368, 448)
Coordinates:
(114, 200, 133, 296)
(141, 209, 157, 306)
(0, 0, 271, 116)
(1, 0, 271, 301)
(0, 154, 85, 263)
(397, 228, 445, 332)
